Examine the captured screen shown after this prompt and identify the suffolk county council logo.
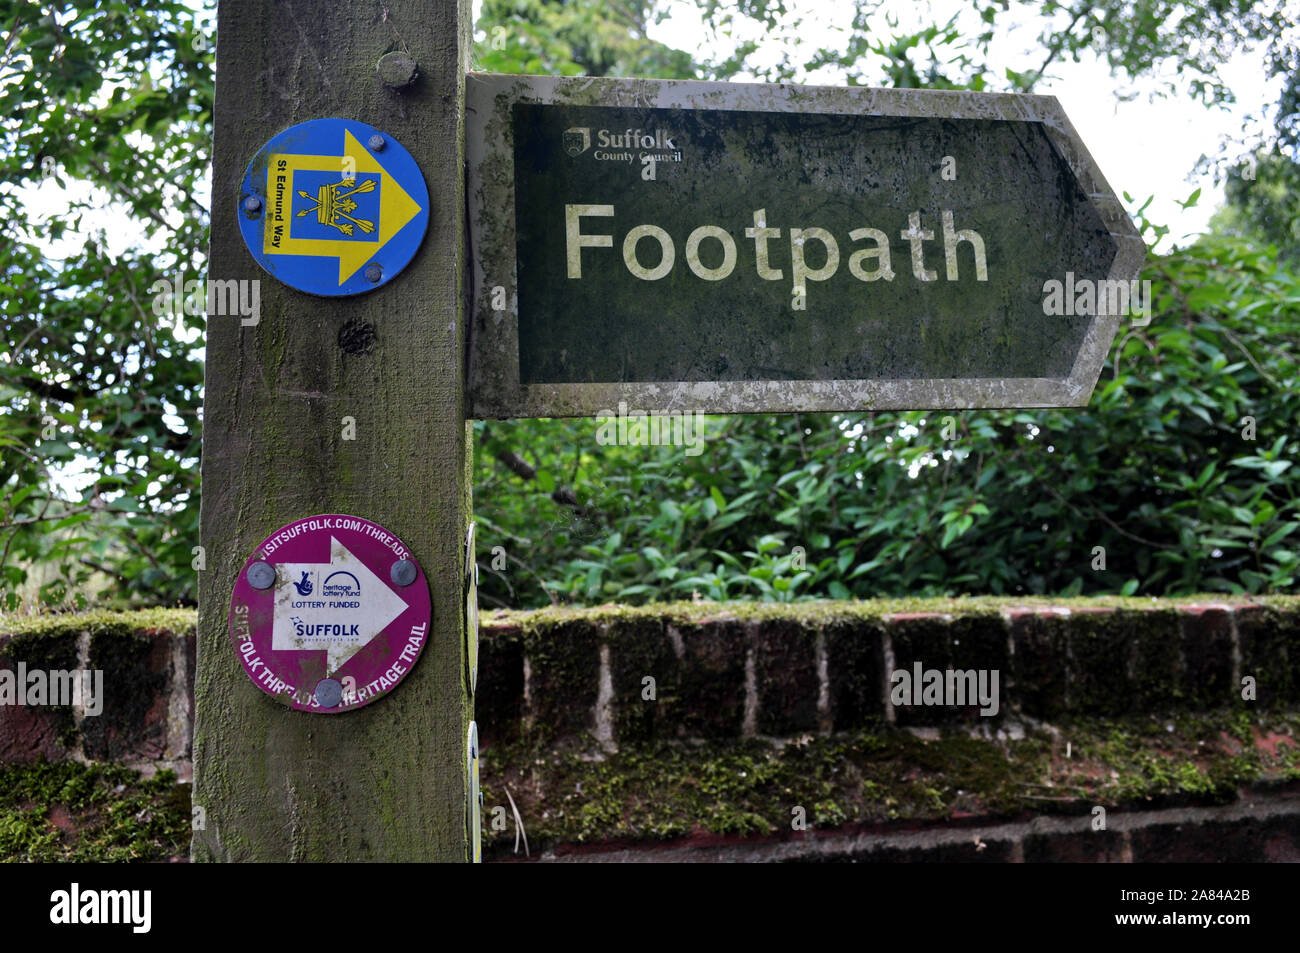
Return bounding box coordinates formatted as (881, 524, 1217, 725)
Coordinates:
(295, 176, 378, 238)
(563, 127, 591, 157)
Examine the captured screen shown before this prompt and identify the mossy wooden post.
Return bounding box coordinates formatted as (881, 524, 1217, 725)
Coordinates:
(193, 0, 473, 861)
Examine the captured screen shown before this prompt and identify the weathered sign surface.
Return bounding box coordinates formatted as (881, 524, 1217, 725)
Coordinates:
(228, 514, 432, 713)
(467, 75, 1144, 417)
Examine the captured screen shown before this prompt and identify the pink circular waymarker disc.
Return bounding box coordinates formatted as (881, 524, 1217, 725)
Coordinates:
(228, 514, 432, 713)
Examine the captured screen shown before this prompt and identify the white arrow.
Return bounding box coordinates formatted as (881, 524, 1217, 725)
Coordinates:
(271, 536, 409, 672)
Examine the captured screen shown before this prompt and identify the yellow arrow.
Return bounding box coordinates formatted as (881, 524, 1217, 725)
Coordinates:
(261, 130, 422, 285)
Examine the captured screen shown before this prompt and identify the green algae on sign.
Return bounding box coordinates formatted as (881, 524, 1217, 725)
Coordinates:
(513, 105, 1110, 385)
(467, 75, 1145, 418)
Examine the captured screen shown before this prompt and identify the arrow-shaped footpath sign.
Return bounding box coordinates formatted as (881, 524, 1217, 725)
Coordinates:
(466, 76, 1146, 417)
(271, 535, 409, 673)
(237, 118, 430, 296)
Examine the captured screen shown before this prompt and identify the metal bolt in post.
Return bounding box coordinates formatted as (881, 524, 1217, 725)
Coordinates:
(246, 561, 275, 589)
(314, 678, 343, 708)
(391, 559, 417, 586)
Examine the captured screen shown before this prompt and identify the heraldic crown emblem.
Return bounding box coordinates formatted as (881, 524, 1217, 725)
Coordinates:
(297, 176, 377, 236)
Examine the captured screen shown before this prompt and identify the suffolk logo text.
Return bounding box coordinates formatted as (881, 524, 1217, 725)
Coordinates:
(565, 127, 684, 166)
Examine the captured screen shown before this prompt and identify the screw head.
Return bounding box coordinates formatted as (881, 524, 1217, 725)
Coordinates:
(314, 678, 343, 709)
(376, 51, 418, 88)
(364, 264, 383, 283)
(391, 559, 417, 587)
(367, 133, 386, 152)
(242, 194, 262, 215)
(246, 561, 275, 590)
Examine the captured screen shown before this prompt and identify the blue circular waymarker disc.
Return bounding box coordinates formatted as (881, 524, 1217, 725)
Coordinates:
(237, 118, 429, 297)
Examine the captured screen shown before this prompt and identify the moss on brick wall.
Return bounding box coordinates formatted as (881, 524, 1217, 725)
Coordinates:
(478, 709, 1300, 858)
(2, 602, 1298, 860)
(481, 595, 1300, 634)
(0, 608, 196, 641)
(0, 760, 190, 862)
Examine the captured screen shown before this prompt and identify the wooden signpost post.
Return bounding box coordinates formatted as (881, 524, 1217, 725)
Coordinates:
(194, 0, 474, 861)
(196, 1, 1141, 862)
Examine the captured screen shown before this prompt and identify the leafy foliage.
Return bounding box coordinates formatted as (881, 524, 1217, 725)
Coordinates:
(690, 0, 1296, 104)
(473, 0, 695, 78)
(1210, 151, 1300, 266)
(0, 1, 211, 608)
(0, 759, 189, 861)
